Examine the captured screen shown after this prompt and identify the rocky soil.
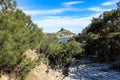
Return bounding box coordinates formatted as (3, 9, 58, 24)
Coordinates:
(25, 63, 64, 80)
(1, 59, 120, 80)
(63, 59, 120, 80)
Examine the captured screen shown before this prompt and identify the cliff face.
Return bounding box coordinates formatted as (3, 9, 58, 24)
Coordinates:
(56, 28, 76, 38)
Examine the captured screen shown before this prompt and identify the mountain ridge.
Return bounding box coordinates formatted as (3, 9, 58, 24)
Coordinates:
(56, 28, 76, 38)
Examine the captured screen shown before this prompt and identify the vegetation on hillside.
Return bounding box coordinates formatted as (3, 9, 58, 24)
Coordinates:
(39, 34, 83, 69)
(75, 2, 120, 64)
(0, 0, 44, 79)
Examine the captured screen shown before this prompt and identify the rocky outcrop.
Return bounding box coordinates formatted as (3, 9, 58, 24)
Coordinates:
(25, 63, 64, 80)
(0, 50, 64, 80)
(0, 75, 9, 80)
(24, 49, 38, 60)
(0, 63, 64, 80)
(56, 28, 76, 38)
(0, 74, 14, 80)
(24, 50, 65, 80)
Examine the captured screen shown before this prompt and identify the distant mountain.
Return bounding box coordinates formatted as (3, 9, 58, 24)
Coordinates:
(56, 28, 76, 38)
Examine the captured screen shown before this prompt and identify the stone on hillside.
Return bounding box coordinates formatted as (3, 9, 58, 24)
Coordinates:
(25, 63, 64, 80)
(24, 49, 38, 60)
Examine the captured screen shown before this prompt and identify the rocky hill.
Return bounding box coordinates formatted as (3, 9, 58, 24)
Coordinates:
(56, 28, 76, 38)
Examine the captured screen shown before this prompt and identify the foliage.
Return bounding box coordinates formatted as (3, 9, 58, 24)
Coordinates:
(39, 34, 83, 69)
(1, 0, 120, 79)
(76, 2, 120, 62)
(0, 0, 44, 79)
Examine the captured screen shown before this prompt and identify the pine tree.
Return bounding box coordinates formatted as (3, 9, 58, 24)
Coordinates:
(0, 0, 44, 75)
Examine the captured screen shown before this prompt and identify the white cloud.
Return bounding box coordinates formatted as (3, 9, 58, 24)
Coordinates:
(17, 0, 116, 34)
(101, 0, 119, 6)
(62, 1, 84, 7)
(34, 13, 101, 34)
(21, 1, 84, 16)
(18, 6, 26, 10)
(34, 16, 90, 33)
(23, 8, 82, 16)
(24, 9, 64, 15)
(35, 16, 91, 28)
(88, 7, 112, 12)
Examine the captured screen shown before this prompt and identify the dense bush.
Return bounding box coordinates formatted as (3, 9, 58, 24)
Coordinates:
(39, 34, 83, 69)
(75, 2, 120, 62)
(0, 0, 44, 79)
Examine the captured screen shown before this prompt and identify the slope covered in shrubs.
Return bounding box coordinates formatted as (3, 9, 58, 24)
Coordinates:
(75, 2, 120, 64)
(0, 0, 44, 79)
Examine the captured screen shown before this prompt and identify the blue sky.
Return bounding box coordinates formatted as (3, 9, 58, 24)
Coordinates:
(17, 0, 119, 34)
